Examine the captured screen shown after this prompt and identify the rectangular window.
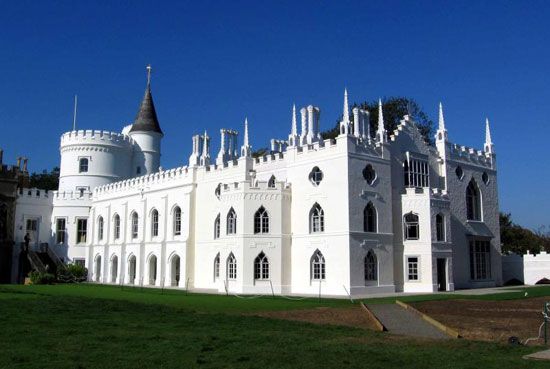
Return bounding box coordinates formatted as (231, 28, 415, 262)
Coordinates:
(98, 219, 104, 241)
(404, 158, 429, 188)
(174, 211, 181, 236)
(114, 218, 120, 240)
(469, 240, 492, 280)
(77, 218, 88, 244)
(73, 259, 85, 267)
(55, 218, 66, 244)
(79, 158, 89, 173)
(407, 257, 419, 281)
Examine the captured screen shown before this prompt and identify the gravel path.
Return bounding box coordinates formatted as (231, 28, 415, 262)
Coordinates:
(366, 303, 449, 339)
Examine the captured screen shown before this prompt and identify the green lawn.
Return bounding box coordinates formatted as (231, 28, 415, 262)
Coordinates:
(0, 284, 548, 369)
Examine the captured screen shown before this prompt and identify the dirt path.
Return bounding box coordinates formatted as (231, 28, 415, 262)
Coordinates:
(411, 297, 549, 343)
(253, 306, 379, 330)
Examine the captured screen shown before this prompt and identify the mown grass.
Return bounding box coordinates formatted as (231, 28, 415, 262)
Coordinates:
(0, 284, 549, 369)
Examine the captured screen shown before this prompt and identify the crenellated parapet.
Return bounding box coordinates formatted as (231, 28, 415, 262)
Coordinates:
(218, 178, 291, 202)
(93, 165, 191, 197)
(448, 143, 493, 168)
(60, 130, 135, 152)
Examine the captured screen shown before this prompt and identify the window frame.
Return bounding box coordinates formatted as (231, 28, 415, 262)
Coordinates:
(435, 213, 445, 242)
(403, 212, 420, 240)
(97, 216, 104, 241)
(309, 166, 324, 186)
(173, 206, 182, 236)
(113, 214, 121, 240)
(407, 256, 420, 281)
(76, 218, 88, 244)
(151, 209, 159, 238)
(131, 212, 139, 239)
(254, 252, 269, 280)
(254, 206, 269, 234)
(466, 179, 482, 221)
(469, 239, 492, 281)
(363, 202, 377, 233)
(310, 250, 326, 281)
(309, 203, 325, 233)
(226, 208, 237, 235)
(55, 217, 66, 244)
(79, 158, 89, 173)
(214, 214, 221, 239)
(364, 251, 377, 282)
(227, 253, 237, 280)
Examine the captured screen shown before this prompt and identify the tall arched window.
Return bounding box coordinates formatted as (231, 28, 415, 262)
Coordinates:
(227, 253, 237, 280)
(311, 250, 325, 280)
(128, 255, 136, 284)
(214, 253, 220, 280)
(254, 252, 269, 280)
(148, 255, 157, 285)
(214, 214, 221, 239)
(363, 202, 377, 233)
(268, 175, 276, 188)
(98, 216, 104, 241)
(309, 203, 324, 233)
(151, 209, 159, 237)
(466, 179, 482, 221)
(436, 213, 445, 242)
(364, 251, 377, 281)
(113, 214, 121, 240)
(131, 212, 139, 239)
(404, 212, 419, 240)
(227, 208, 237, 235)
(254, 206, 269, 234)
(173, 206, 181, 236)
(79, 158, 89, 173)
(94, 255, 102, 282)
(110, 255, 118, 283)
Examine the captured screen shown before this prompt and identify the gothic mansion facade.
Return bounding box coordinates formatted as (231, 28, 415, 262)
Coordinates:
(14, 75, 502, 296)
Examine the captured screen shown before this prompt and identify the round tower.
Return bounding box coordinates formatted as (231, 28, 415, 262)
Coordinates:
(58, 130, 134, 193)
(128, 65, 163, 176)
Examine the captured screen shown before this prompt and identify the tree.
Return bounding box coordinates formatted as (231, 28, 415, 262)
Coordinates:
(500, 212, 550, 254)
(29, 167, 60, 191)
(321, 97, 434, 144)
(252, 147, 269, 159)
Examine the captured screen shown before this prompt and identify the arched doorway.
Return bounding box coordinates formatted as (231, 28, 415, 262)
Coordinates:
(110, 255, 118, 283)
(148, 255, 157, 286)
(94, 255, 102, 282)
(128, 255, 136, 285)
(170, 255, 180, 287)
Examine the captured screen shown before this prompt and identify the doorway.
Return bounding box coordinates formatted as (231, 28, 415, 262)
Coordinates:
(436, 258, 447, 291)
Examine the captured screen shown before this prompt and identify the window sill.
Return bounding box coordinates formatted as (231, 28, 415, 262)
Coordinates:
(466, 220, 484, 224)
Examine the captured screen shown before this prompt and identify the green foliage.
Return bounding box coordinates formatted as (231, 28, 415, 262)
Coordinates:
(56, 263, 88, 283)
(29, 167, 59, 191)
(28, 271, 55, 285)
(500, 212, 550, 254)
(321, 97, 434, 144)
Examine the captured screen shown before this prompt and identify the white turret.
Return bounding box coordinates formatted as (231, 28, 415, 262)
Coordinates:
(128, 65, 163, 176)
(339, 89, 351, 136)
(200, 131, 210, 166)
(288, 104, 299, 146)
(436, 102, 448, 142)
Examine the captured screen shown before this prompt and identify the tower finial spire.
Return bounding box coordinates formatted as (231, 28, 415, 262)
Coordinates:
(291, 104, 297, 135)
(146, 64, 152, 86)
(438, 102, 445, 131)
(377, 98, 386, 143)
(241, 117, 251, 157)
(343, 88, 349, 123)
(485, 117, 492, 145)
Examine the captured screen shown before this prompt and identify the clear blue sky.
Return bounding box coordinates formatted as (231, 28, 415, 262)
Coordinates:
(0, 1, 548, 230)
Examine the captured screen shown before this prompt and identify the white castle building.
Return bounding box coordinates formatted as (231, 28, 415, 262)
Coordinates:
(11, 68, 502, 296)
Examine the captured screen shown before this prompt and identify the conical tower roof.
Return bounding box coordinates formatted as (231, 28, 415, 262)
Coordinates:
(129, 66, 163, 135)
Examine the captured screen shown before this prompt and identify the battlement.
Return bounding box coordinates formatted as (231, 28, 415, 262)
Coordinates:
(52, 190, 93, 203)
(449, 143, 491, 166)
(18, 187, 52, 200)
(94, 165, 190, 196)
(404, 186, 450, 200)
(220, 178, 291, 194)
(60, 130, 135, 147)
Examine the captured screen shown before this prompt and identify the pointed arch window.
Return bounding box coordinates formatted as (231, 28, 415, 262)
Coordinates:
(226, 208, 237, 235)
(113, 214, 120, 240)
(311, 250, 325, 280)
(436, 213, 445, 242)
(214, 253, 220, 280)
(268, 175, 276, 188)
(214, 214, 221, 239)
(227, 253, 237, 280)
(364, 251, 377, 281)
(404, 212, 419, 240)
(466, 179, 482, 221)
(131, 212, 139, 239)
(254, 206, 269, 234)
(173, 206, 182, 236)
(254, 252, 269, 280)
(97, 216, 104, 241)
(151, 209, 159, 237)
(363, 202, 377, 233)
(309, 203, 324, 233)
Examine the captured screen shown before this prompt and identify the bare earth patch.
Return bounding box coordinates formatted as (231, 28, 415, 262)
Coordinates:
(411, 297, 549, 344)
(253, 306, 379, 330)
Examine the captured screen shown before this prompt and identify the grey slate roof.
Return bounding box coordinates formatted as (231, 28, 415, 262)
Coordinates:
(129, 84, 163, 135)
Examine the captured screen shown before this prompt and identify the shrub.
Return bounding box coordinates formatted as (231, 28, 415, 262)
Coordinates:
(57, 263, 88, 283)
(29, 271, 56, 285)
